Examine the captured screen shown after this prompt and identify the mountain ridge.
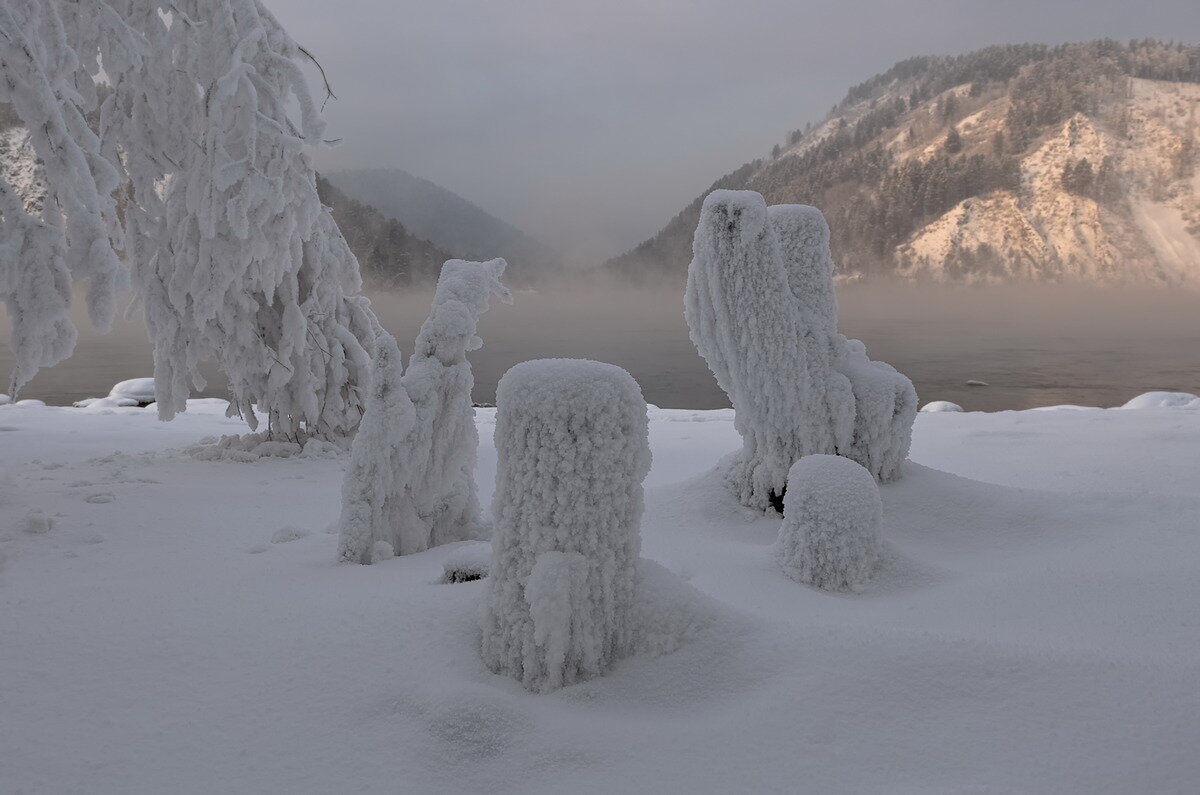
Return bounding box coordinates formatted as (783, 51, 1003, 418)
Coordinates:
(605, 40, 1200, 286)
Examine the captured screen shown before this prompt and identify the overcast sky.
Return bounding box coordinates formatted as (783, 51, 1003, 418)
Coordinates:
(272, 0, 1199, 265)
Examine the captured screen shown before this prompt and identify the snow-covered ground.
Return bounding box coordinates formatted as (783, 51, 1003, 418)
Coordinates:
(2, 399, 1199, 793)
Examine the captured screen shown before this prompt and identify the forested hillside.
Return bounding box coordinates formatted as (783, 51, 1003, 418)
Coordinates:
(606, 40, 1200, 285)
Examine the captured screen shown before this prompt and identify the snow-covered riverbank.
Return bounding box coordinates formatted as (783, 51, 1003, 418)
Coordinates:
(2, 400, 1199, 793)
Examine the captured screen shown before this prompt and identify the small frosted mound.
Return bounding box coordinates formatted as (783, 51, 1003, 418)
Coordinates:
(920, 401, 964, 413)
(777, 454, 882, 592)
(74, 396, 140, 409)
(0, 394, 10, 405)
(186, 433, 324, 462)
(14, 399, 45, 407)
(631, 560, 719, 657)
(1119, 391, 1200, 410)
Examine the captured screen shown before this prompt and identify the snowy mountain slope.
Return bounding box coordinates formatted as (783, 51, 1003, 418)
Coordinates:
(606, 41, 1200, 286)
(327, 168, 558, 282)
(2, 400, 1200, 792)
(899, 80, 1200, 283)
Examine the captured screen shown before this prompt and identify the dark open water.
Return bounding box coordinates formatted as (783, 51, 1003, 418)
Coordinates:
(3, 283, 1198, 412)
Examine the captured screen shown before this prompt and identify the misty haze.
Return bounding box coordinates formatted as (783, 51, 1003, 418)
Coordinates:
(7, 282, 1199, 412)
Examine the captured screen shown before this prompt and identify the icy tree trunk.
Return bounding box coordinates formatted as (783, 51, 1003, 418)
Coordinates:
(336, 332, 418, 564)
(480, 359, 651, 693)
(684, 190, 834, 512)
(392, 258, 511, 553)
(776, 454, 882, 591)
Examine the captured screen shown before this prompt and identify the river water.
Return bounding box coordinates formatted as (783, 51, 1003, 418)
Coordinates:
(3, 283, 1198, 412)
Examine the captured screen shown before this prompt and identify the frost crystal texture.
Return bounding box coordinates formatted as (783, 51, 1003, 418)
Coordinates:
(337, 261, 509, 562)
(480, 359, 651, 693)
(685, 191, 916, 507)
(776, 454, 882, 592)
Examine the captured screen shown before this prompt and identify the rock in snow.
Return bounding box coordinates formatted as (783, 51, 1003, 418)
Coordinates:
(921, 400, 965, 412)
(481, 359, 651, 693)
(776, 454, 882, 592)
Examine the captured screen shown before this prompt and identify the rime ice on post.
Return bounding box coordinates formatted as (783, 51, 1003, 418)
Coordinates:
(398, 259, 511, 551)
(480, 359, 651, 693)
(685, 190, 833, 512)
(776, 454, 882, 592)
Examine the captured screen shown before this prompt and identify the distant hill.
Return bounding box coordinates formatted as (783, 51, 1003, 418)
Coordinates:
(606, 40, 1200, 286)
(315, 176, 451, 287)
(327, 168, 557, 282)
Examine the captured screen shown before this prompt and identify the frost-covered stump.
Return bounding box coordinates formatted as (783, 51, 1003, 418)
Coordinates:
(685, 191, 832, 512)
(776, 455, 882, 592)
(480, 359, 651, 693)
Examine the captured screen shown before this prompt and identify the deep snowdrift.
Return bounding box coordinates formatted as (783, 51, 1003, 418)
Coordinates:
(2, 399, 1199, 793)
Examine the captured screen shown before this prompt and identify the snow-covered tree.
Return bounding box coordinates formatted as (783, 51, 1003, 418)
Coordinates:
(776, 454, 882, 591)
(337, 259, 509, 562)
(0, 1, 379, 439)
(335, 331, 417, 564)
(0, 0, 132, 396)
(481, 359, 651, 692)
(684, 190, 837, 511)
(142, 0, 377, 440)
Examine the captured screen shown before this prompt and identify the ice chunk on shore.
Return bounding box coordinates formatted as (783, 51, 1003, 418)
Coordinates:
(1119, 391, 1200, 410)
(109, 378, 156, 404)
(920, 401, 964, 413)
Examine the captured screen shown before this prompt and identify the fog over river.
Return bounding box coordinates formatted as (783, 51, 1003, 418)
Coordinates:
(3, 283, 1198, 413)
